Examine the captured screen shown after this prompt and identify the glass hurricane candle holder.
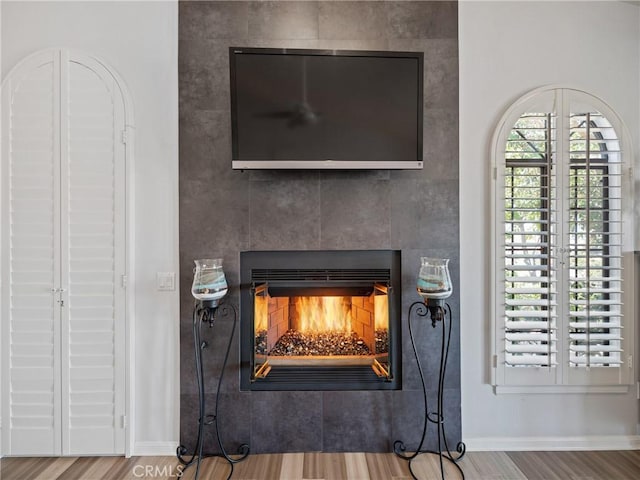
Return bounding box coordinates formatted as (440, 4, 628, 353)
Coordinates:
(191, 258, 228, 307)
(416, 257, 452, 303)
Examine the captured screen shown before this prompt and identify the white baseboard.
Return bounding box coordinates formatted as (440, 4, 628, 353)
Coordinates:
(464, 435, 640, 451)
(133, 441, 179, 456)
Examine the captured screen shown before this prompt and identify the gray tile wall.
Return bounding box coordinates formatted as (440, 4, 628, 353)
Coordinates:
(179, 0, 460, 454)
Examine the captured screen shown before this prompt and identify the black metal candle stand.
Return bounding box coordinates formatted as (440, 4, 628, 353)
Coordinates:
(176, 301, 250, 480)
(393, 300, 466, 480)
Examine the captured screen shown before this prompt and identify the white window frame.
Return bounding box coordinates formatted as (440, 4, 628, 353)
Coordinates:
(490, 86, 635, 393)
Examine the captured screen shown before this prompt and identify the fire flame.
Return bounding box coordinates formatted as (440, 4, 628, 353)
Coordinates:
(295, 296, 352, 333)
(374, 294, 388, 330)
(254, 295, 268, 332)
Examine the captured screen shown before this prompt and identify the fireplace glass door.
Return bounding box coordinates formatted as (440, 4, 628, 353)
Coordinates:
(240, 250, 401, 391)
(253, 283, 391, 378)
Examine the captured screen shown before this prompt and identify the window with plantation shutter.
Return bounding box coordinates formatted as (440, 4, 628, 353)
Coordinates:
(492, 87, 633, 390)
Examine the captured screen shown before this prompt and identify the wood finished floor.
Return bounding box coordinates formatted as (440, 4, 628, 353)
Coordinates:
(1, 450, 640, 479)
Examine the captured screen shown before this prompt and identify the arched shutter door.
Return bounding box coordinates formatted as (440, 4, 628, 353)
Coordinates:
(2, 48, 127, 455)
(1, 50, 62, 456)
(61, 51, 126, 455)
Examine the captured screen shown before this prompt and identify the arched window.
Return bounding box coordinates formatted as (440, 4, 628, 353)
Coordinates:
(491, 87, 634, 389)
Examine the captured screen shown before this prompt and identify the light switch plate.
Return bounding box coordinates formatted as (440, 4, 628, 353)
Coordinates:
(156, 272, 176, 291)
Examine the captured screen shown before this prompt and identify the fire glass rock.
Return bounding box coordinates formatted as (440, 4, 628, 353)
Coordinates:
(268, 330, 370, 356)
(255, 329, 268, 355)
(375, 329, 389, 354)
(253, 329, 390, 357)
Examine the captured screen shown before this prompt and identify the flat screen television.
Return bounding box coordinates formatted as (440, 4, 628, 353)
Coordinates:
(229, 47, 423, 170)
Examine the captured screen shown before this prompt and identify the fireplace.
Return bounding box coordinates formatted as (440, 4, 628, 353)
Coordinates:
(240, 250, 401, 391)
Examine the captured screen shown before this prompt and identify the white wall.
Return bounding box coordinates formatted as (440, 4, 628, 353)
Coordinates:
(460, 1, 640, 449)
(3, 0, 639, 456)
(1, 1, 180, 454)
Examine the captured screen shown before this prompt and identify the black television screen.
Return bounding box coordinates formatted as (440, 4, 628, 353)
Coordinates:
(229, 47, 423, 169)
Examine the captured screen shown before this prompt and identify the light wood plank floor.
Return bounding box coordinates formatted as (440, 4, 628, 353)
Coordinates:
(1, 450, 639, 479)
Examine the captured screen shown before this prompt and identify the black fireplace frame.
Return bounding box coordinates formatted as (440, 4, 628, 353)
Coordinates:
(239, 250, 402, 391)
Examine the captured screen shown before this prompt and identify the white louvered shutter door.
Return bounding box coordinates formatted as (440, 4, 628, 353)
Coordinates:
(564, 94, 626, 386)
(60, 51, 126, 455)
(1, 49, 126, 455)
(1, 51, 62, 455)
(495, 90, 562, 386)
(503, 112, 558, 373)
